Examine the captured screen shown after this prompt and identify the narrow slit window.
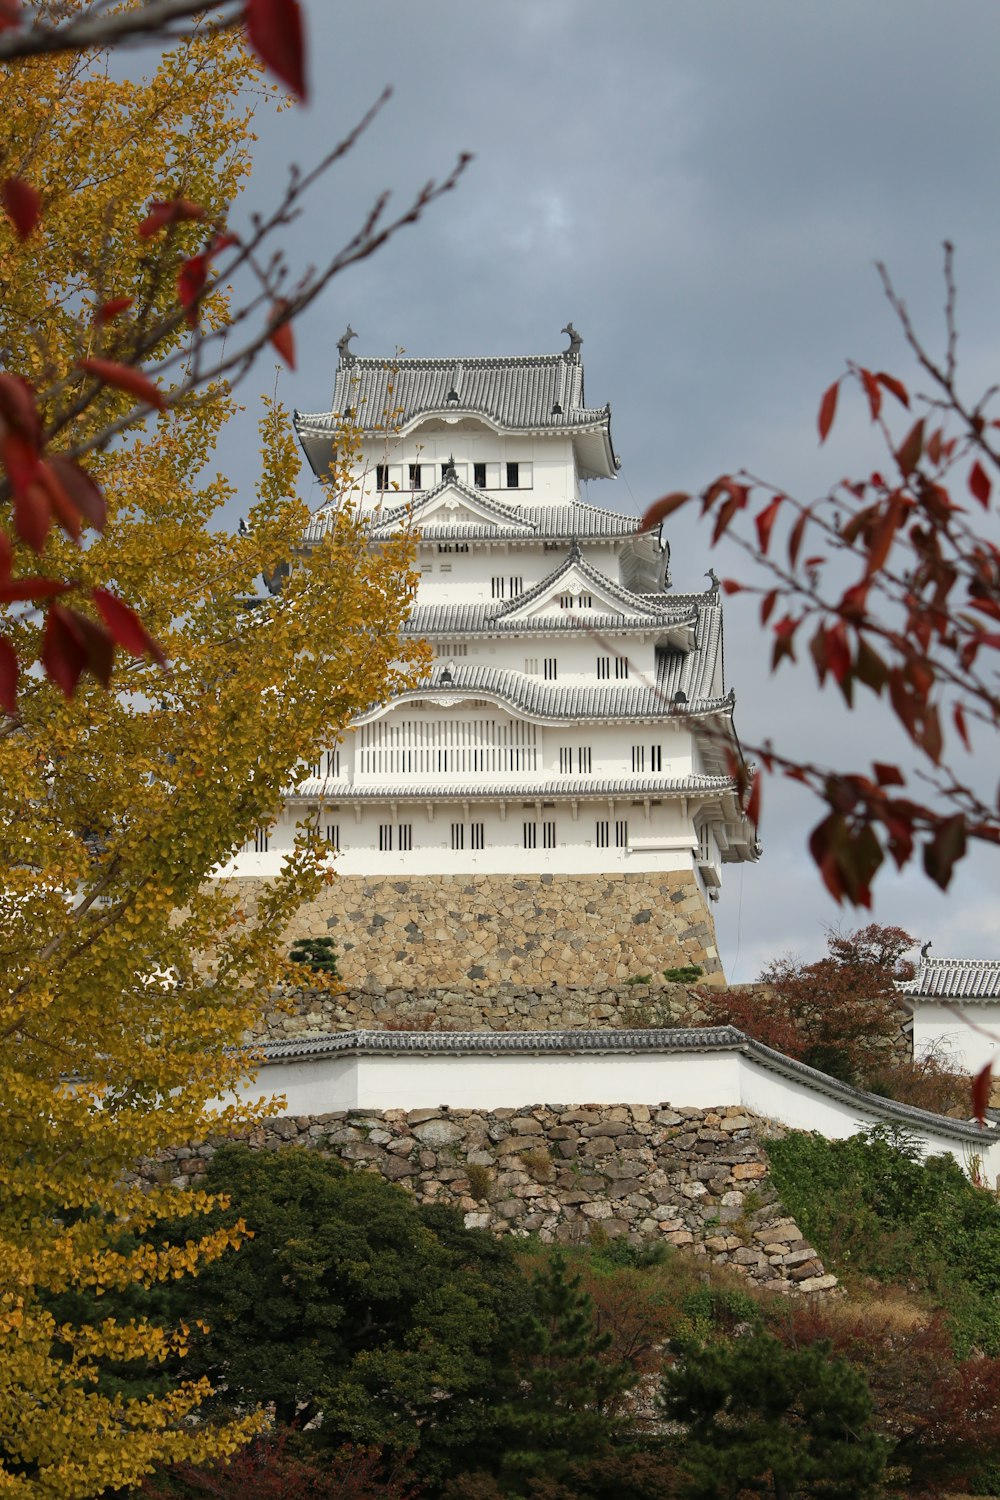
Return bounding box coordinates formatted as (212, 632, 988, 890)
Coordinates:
(632, 745, 645, 773)
(543, 658, 558, 681)
(471, 822, 485, 850)
(650, 745, 662, 771)
(326, 824, 339, 850)
(451, 822, 465, 851)
(491, 576, 506, 599)
(595, 820, 610, 849)
(378, 823, 393, 852)
(506, 461, 519, 488)
(597, 655, 611, 679)
(615, 656, 630, 679)
(615, 820, 629, 848)
(523, 821, 538, 849)
(542, 820, 556, 849)
(559, 747, 573, 773)
(398, 823, 413, 851)
(579, 747, 592, 773)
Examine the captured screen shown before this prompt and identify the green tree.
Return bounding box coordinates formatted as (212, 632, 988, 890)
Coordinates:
(482, 1251, 639, 1491)
(159, 1147, 527, 1482)
(662, 1331, 886, 1500)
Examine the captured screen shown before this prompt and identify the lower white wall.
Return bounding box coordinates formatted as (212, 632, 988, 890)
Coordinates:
(225, 1042, 999, 1180)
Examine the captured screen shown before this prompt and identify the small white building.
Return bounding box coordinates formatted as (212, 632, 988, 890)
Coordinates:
(902, 954, 1000, 1075)
(224, 332, 758, 911)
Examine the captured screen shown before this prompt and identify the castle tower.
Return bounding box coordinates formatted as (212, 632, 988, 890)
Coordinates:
(225, 330, 759, 988)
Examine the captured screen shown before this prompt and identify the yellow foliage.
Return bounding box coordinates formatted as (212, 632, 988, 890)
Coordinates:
(0, 9, 421, 1495)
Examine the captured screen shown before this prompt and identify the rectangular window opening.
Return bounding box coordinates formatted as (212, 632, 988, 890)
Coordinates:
(451, 822, 465, 851)
(474, 462, 487, 489)
(506, 461, 519, 488)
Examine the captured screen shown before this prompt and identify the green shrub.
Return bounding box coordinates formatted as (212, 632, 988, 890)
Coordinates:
(289, 936, 339, 975)
(663, 964, 703, 984)
(766, 1127, 1000, 1354)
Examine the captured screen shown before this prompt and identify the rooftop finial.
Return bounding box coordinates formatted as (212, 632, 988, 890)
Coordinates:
(921, 939, 933, 959)
(706, 568, 720, 592)
(337, 324, 358, 365)
(561, 322, 582, 358)
(443, 454, 458, 483)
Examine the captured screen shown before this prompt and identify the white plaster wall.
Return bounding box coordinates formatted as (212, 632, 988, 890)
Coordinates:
(912, 1001, 1000, 1074)
(222, 1045, 1000, 1180)
(353, 432, 581, 506)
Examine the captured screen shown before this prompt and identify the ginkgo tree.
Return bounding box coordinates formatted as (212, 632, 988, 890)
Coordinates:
(0, 6, 439, 1497)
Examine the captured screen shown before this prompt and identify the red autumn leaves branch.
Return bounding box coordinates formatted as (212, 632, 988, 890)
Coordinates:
(638, 263, 1000, 907)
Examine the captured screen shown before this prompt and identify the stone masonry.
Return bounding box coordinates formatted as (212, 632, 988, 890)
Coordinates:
(254, 977, 707, 1039)
(153, 1103, 838, 1298)
(228, 870, 722, 989)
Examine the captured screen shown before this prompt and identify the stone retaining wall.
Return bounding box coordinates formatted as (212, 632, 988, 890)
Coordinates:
(228, 870, 722, 989)
(154, 1103, 837, 1297)
(255, 977, 705, 1038)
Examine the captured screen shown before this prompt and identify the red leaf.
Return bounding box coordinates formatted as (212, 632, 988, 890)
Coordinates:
(137, 197, 206, 238)
(875, 371, 910, 408)
(41, 602, 87, 697)
(720, 579, 743, 595)
(873, 762, 905, 787)
(0, 634, 16, 714)
(72, 611, 114, 687)
(0, 578, 70, 603)
(637, 490, 690, 535)
(0, 528, 10, 581)
(80, 356, 165, 412)
(11, 479, 51, 552)
(2, 176, 40, 239)
(268, 302, 295, 369)
(47, 456, 106, 533)
(817, 379, 839, 443)
(0, 372, 40, 444)
(923, 813, 966, 891)
(859, 367, 882, 422)
(954, 702, 971, 753)
(760, 590, 778, 626)
(972, 1063, 992, 1126)
(825, 621, 851, 686)
(95, 296, 134, 325)
(895, 418, 925, 477)
(746, 773, 761, 828)
(244, 0, 307, 101)
(787, 509, 808, 569)
(755, 495, 783, 555)
(176, 252, 209, 324)
(1, 427, 42, 501)
(0, 0, 21, 33)
(969, 460, 992, 508)
(92, 587, 167, 667)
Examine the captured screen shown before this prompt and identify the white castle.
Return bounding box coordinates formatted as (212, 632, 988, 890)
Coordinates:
(224, 329, 758, 983)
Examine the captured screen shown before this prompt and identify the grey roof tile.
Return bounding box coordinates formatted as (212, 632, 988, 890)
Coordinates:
(298, 351, 608, 435)
(901, 958, 1000, 1000)
(290, 772, 734, 799)
(303, 491, 643, 544)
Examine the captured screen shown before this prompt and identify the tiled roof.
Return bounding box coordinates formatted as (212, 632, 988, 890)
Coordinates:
(297, 350, 607, 436)
(498, 545, 675, 621)
(303, 490, 643, 544)
(901, 957, 1000, 1000)
(404, 606, 693, 636)
(257, 1027, 994, 1143)
(289, 772, 735, 800)
(357, 659, 732, 724)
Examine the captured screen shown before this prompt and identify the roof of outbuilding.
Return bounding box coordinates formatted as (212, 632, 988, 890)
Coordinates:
(901, 957, 1000, 1000)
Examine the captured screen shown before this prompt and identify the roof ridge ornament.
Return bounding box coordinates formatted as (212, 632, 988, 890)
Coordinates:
(442, 454, 459, 483)
(337, 324, 358, 366)
(561, 322, 582, 359)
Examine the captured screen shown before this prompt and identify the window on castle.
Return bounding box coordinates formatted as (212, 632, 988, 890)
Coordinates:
(451, 822, 465, 851)
(632, 745, 645, 773)
(326, 824, 340, 850)
(597, 655, 611, 679)
(253, 826, 269, 853)
(408, 463, 423, 489)
(398, 823, 413, 851)
(524, 657, 538, 675)
(595, 820, 610, 849)
(378, 824, 393, 852)
(474, 462, 487, 488)
(523, 821, 538, 849)
(616, 819, 629, 849)
(491, 576, 505, 599)
(509, 577, 524, 596)
(471, 822, 485, 850)
(439, 563, 452, 574)
(376, 464, 389, 491)
(578, 593, 593, 608)
(543, 658, 558, 681)
(698, 825, 712, 864)
(558, 747, 572, 773)
(579, 747, 592, 773)
(506, 461, 520, 488)
(542, 820, 556, 849)
(651, 745, 662, 771)
(615, 656, 630, 680)
(559, 593, 573, 609)
(326, 749, 341, 777)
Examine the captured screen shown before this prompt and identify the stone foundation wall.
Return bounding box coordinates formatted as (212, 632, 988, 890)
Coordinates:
(255, 977, 708, 1039)
(153, 1103, 837, 1298)
(228, 870, 721, 989)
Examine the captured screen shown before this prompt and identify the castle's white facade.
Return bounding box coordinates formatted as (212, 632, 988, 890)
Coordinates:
(224, 332, 759, 898)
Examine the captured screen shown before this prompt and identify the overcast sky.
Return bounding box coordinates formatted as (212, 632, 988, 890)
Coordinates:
(213, 0, 1000, 979)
